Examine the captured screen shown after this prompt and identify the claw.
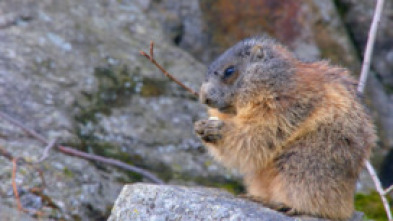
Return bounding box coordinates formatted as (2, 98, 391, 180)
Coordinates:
(282, 207, 298, 216)
(194, 119, 224, 143)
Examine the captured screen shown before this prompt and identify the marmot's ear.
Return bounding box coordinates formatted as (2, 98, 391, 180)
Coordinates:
(250, 44, 265, 62)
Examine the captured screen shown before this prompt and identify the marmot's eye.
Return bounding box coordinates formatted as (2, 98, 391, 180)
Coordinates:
(223, 66, 235, 78)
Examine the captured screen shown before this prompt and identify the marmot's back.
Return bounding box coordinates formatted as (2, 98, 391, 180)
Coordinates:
(271, 61, 375, 219)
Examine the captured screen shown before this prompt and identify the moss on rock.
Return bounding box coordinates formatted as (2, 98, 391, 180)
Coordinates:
(355, 191, 393, 221)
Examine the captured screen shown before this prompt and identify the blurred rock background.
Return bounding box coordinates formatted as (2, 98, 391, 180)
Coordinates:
(0, 0, 391, 220)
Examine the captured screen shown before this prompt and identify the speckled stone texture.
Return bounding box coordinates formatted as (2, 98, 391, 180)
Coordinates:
(108, 184, 363, 221)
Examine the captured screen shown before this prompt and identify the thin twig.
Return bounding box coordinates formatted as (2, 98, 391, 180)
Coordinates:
(28, 188, 58, 209)
(1, 146, 47, 215)
(27, 164, 46, 192)
(0, 110, 164, 184)
(357, 0, 385, 94)
(385, 185, 393, 195)
(12, 158, 22, 211)
(0, 145, 13, 160)
(11, 158, 44, 216)
(0, 111, 47, 144)
(36, 138, 57, 163)
(366, 161, 392, 220)
(356, 0, 391, 220)
(139, 42, 199, 97)
(149, 41, 154, 61)
(57, 145, 164, 184)
(1, 145, 47, 190)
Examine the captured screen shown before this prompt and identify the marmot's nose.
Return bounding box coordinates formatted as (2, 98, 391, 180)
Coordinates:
(200, 92, 211, 105)
(203, 97, 213, 105)
(200, 83, 214, 106)
(200, 93, 214, 106)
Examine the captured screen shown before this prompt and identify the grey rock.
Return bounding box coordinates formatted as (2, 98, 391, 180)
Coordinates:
(148, 0, 208, 62)
(108, 183, 363, 221)
(149, 0, 360, 72)
(0, 199, 35, 221)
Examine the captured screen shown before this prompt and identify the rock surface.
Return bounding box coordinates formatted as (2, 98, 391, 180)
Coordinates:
(108, 183, 363, 221)
(150, 0, 360, 71)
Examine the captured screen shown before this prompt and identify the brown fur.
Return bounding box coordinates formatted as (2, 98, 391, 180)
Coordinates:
(194, 37, 376, 220)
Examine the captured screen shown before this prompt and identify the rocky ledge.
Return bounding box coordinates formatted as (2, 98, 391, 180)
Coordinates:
(108, 183, 363, 221)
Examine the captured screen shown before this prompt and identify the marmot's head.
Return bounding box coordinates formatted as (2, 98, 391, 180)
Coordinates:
(200, 36, 296, 114)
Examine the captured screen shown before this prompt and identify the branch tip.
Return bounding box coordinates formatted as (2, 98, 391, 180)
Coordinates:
(139, 42, 199, 97)
(150, 41, 154, 59)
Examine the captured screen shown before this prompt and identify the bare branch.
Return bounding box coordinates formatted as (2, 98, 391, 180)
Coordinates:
(58, 145, 164, 184)
(36, 139, 57, 163)
(366, 161, 392, 220)
(11, 158, 45, 216)
(0, 111, 47, 144)
(32, 165, 46, 191)
(354, 0, 391, 219)
(1, 144, 47, 215)
(12, 158, 22, 211)
(357, 0, 385, 94)
(0, 110, 164, 184)
(149, 41, 154, 61)
(385, 184, 393, 195)
(0, 145, 13, 161)
(140, 42, 199, 97)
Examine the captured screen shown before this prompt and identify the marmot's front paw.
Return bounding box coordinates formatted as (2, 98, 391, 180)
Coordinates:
(194, 119, 224, 143)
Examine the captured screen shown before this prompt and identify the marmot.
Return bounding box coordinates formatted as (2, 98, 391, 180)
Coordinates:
(194, 36, 376, 220)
